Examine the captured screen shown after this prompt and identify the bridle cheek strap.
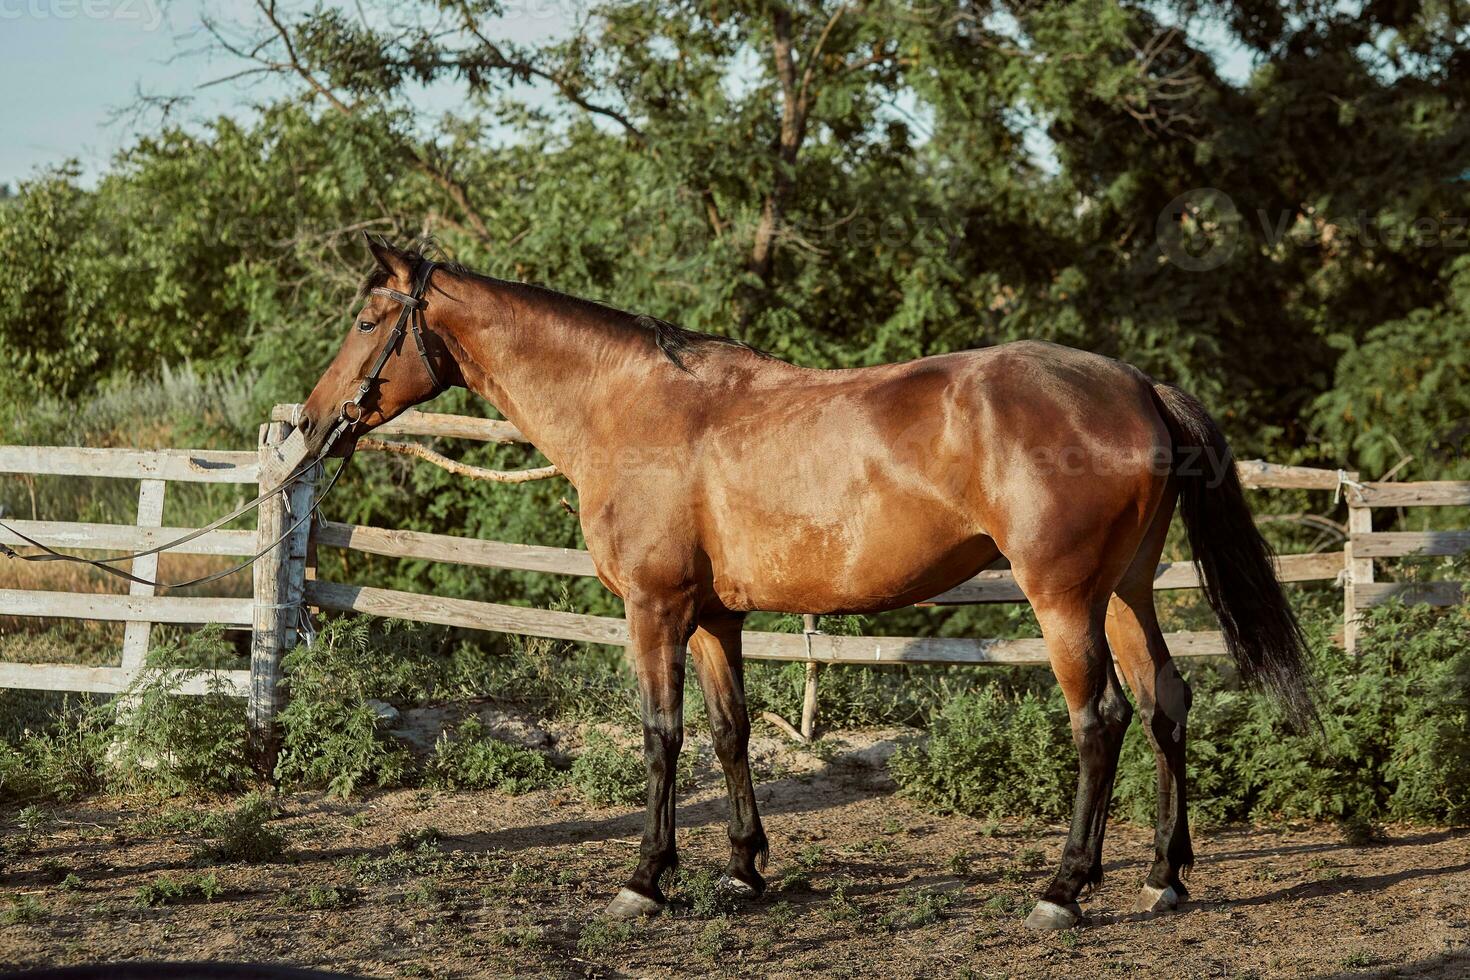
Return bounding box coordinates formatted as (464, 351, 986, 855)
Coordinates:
(350, 260, 443, 423)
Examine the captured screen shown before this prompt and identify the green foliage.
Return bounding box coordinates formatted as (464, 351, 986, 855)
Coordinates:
(193, 793, 289, 864)
(109, 626, 254, 795)
(576, 916, 637, 957)
(0, 700, 110, 805)
(879, 887, 955, 931)
(273, 617, 438, 797)
(136, 872, 222, 906)
(1314, 257, 1470, 481)
(889, 686, 1077, 820)
(292, 884, 358, 910)
(423, 717, 560, 794)
(569, 732, 646, 807)
(1, 895, 47, 925)
(896, 599, 1470, 826)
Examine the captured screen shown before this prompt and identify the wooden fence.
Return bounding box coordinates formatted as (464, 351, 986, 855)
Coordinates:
(2, 406, 1465, 761)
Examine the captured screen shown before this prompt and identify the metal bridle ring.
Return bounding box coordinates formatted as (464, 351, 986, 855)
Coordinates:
(340, 400, 364, 424)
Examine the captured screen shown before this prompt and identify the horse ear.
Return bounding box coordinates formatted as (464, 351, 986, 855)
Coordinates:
(364, 233, 412, 280)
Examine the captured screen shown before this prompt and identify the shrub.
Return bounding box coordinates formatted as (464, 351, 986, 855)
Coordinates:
(136, 872, 222, 906)
(194, 792, 288, 863)
(423, 717, 560, 793)
(569, 732, 645, 807)
(889, 686, 1075, 820)
(895, 596, 1470, 827)
(274, 617, 436, 797)
(110, 625, 253, 795)
(0, 699, 109, 805)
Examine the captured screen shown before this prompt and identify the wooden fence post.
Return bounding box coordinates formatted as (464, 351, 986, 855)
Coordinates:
(119, 479, 165, 688)
(249, 422, 317, 775)
(800, 613, 821, 740)
(1343, 474, 1372, 654)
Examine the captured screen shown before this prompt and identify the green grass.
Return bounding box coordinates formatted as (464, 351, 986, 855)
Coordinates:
(576, 917, 637, 957)
(136, 872, 223, 906)
(878, 887, 954, 931)
(1, 895, 47, 925)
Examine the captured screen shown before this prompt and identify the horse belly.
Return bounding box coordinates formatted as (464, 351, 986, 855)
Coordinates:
(706, 493, 995, 614)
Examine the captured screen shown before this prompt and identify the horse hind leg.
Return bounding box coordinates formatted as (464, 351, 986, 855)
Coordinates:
(1022, 589, 1133, 931)
(1106, 510, 1194, 914)
(688, 611, 769, 897)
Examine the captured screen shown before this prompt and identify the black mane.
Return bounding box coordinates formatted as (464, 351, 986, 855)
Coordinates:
(360, 237, 770, 372)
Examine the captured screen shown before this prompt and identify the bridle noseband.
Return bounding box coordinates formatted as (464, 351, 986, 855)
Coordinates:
(339, 258, 443, 430)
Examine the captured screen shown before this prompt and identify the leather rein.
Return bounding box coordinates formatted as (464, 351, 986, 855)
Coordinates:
(0, 261, 442, 591)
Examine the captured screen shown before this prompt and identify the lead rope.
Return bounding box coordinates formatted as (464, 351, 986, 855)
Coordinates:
(1334, 468, 1366, 505)
(0, 434, 355, 591)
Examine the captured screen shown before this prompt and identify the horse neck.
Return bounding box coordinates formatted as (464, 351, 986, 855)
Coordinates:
(438, 276, 657, 486)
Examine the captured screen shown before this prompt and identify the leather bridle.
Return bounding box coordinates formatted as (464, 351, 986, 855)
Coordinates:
(0, 261, 445, 591)
(341, 259, 443, 430)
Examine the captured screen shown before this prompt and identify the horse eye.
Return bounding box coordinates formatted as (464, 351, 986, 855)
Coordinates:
(356, 319, 377, 333)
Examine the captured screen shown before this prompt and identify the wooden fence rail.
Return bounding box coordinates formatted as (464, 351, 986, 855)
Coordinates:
(4, 405, 1466, 763)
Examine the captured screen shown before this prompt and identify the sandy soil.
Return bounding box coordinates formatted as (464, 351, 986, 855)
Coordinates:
(1, 731, 1467, 979)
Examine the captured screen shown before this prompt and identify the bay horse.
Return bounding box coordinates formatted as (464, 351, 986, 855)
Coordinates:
(295, 237, 1315, 929)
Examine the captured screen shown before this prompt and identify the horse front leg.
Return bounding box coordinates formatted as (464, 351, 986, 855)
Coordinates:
(604, 591, 696, 918)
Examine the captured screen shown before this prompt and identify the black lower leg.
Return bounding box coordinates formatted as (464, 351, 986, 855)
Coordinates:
(711, 719, 768, 892)
(1142, 673, 1193, 892)
(1042, 679, 1132, 906)
(626, 717, 683, 901)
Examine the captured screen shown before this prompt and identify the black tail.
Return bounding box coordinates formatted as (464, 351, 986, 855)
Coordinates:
(1151, 383, 1319, 730)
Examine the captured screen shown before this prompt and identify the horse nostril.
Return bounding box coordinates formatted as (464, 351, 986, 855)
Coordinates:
(298, 416, 314, 436)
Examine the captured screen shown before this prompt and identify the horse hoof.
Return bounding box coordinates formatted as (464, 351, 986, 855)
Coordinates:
(1134, 883, 1181, 914)
(715, 874, 761, 900)
(604, 887, 662, 919)
(1023, 900, 1084, 931)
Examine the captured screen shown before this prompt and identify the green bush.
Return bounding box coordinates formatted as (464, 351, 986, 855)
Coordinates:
(273, 617, 438, 797)
(893, 599, 1470, 827)
(424, 717, 560, 793)
(110, 626, 254, 795)
(0, 699, 109, 805)
(136, 872, 222, 906)
(569, 732, 646, 807)
(193, 793, 289, 863)
(889, 686, 1075, 820)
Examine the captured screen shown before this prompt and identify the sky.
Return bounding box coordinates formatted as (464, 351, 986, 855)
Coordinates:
(0, 0, 572, 189)
(0, 1, 1258, 191)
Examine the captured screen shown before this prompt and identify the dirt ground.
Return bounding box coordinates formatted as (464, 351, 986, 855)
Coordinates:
(1, 730, 1467, 980)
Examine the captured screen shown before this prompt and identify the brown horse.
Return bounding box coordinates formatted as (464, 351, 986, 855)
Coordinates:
(296, 238, 1314, 929)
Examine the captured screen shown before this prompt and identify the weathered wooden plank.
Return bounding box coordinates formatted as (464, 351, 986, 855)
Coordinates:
(119, 479, 165, 683)
(306, 580, 1228, 665)
(313, 521, 597, 576)
(922, 552, 1343, 605)
(0, 662, 250, 697)
(271, 405, 527, 444)
(0, 520, 257, 557)
(1351, 530, 1470, 558)
(1234, 459, 1342, 491)
(0, 589, 252, 625)
(0, 446, 258, 483)
(1352, 481, 1470, 508)
(1355, 581, 1465, 609)
(306, 580, 631, 646)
